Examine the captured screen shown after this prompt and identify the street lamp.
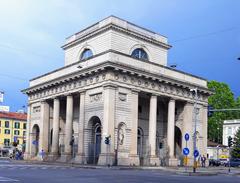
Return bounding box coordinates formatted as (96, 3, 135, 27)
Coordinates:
(190, 88, 198, 173)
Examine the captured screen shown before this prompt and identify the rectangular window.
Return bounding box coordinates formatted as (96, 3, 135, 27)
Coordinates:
(4, 139, 10, 146)
(14, 130, 20, 135)
(228, 127, 232, 135)
(5, 121, 9, 128)
(4, 129, 10, 134)
(23, 123, 27, 129)
(23, 131, 26, 136)
(14, 122, 20, 129)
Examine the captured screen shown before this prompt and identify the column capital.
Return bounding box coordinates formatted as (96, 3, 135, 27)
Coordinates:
(131, 89, 140, 94)
(103, 83, 117, 90)
(53, 96, 61, 100)
(168, 98, 176, 102)
(79, 89, 86, 95)
(185, 100, 194, 106)
(150, 94, 158, 98)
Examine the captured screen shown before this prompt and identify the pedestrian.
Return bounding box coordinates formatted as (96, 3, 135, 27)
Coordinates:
(201, 155, 206, 167)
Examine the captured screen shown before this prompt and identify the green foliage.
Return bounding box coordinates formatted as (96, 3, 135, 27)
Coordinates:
(207, 81, 236, 143)
(231, 128, 240, 158)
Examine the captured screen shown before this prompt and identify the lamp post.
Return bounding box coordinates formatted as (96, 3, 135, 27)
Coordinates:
(190, 88, 198, 173)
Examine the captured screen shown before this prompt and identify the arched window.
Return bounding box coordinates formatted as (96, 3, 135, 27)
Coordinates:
(131, 48, 148, 61)
(80, 48, 93, 60)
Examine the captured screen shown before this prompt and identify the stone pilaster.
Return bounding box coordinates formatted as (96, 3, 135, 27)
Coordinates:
(167, 98, 177, 166)
(148, 95, 159, 166)
(24, 104, 31, 160)
(129, 89, 140, 166)
(75, 91, 86, 164)
(182, 102, 194, 166)
(201, 105, 208, 158)
(98, 85, 116, 165)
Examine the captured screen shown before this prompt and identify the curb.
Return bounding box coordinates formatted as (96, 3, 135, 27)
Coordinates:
(176, 172, 218, 176)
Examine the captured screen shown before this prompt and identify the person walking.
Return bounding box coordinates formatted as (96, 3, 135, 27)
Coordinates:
(201, 155, 206, 167)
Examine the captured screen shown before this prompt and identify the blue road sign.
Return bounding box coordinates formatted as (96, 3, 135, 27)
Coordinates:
(183, 147, 190, 156)
(32, 140, 38, 146)
(194, 150, 199, 158)
(184, 133, 190, 141)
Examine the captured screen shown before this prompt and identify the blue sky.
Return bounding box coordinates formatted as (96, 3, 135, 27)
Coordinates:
(0, 0, 239, 112)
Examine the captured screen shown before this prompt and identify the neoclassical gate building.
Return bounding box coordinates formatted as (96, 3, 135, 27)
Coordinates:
(23, 16, 211, 166)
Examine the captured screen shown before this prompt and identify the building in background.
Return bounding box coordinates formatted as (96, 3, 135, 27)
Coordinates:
(23, 16, 211, 166)
(222, 119, 240, 146)
(0, 112, 27, 147)
(207, 140, 228, 160)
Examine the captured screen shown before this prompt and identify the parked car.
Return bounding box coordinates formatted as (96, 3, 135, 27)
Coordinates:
(219, 158, 228, 166)
(209, 159, 221, 166)
(224, 158, 240, 167)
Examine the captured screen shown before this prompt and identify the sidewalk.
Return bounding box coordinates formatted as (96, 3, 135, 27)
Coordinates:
(10, 159, 240, 176)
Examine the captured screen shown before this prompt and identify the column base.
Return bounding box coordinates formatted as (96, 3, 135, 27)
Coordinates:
(74, 153, 86, 164)
(47, 153, 59, 161)
(23, 153, 31, 160)
(168, 158, 179, 166)
(148, 156, 160, 166)
(57, 153, 72, 162)
(116, 150, 129, 166)
(97, 153, 115, 166)
(129, 154, 140, 166)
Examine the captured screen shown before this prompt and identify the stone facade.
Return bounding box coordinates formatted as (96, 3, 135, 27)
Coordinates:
(23, 16, 211, 166)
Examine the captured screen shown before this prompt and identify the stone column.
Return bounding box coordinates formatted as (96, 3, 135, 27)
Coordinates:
(39, 101, 50, 160)
(129, 89, 140, 166)
(148, 95, 159, 165)
(49, 98, 60, 160)
(62, 95, 73, 161)
(75, 91, 86, 164)
(167, 98, 177, 166)
(182, 102, 194, 166)
(24, 104, 31, 160)
(98, 84, 116, 165)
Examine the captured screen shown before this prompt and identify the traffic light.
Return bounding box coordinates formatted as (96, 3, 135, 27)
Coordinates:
(208, 105, 214, 117)
(105, 136, 110, 145)
(228, 136, 233, 147)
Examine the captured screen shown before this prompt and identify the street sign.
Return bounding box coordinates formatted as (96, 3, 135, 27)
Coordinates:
(184, 133, 190, 141)
(194, 149, 199, 158)
(32, 140, 38, 146)
(183, 147, 190, 155)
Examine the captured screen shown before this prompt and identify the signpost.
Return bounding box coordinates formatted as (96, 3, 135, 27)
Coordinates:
(183, 133, 190, 172)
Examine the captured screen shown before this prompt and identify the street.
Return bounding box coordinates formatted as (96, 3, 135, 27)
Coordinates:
(0, 159, 239, 183)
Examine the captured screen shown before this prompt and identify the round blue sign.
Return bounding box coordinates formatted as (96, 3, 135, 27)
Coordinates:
(184, 133, 190, 141)
(183, 147, 190, 155)
(194, 150, 199, 158)
(32, 140, 38, 145)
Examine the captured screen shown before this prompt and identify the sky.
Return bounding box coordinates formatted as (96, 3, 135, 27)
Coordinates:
(0, 0, 239, 112)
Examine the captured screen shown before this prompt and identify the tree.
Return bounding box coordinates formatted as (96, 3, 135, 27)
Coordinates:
(207, 81, 236, 143)
(231, 128, 240, 158)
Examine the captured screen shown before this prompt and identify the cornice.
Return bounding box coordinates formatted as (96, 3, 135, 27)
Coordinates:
(23, 60, 212, 98)
(62, 23, 172, 50)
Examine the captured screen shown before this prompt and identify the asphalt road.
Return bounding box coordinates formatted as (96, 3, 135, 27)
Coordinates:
(0, 159, 239, 183)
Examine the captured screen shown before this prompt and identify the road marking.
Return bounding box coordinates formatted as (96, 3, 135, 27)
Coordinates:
(0, 176, 19, 182)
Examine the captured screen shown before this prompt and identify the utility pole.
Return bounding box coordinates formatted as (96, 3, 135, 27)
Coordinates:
(190, 88, 198, 173)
